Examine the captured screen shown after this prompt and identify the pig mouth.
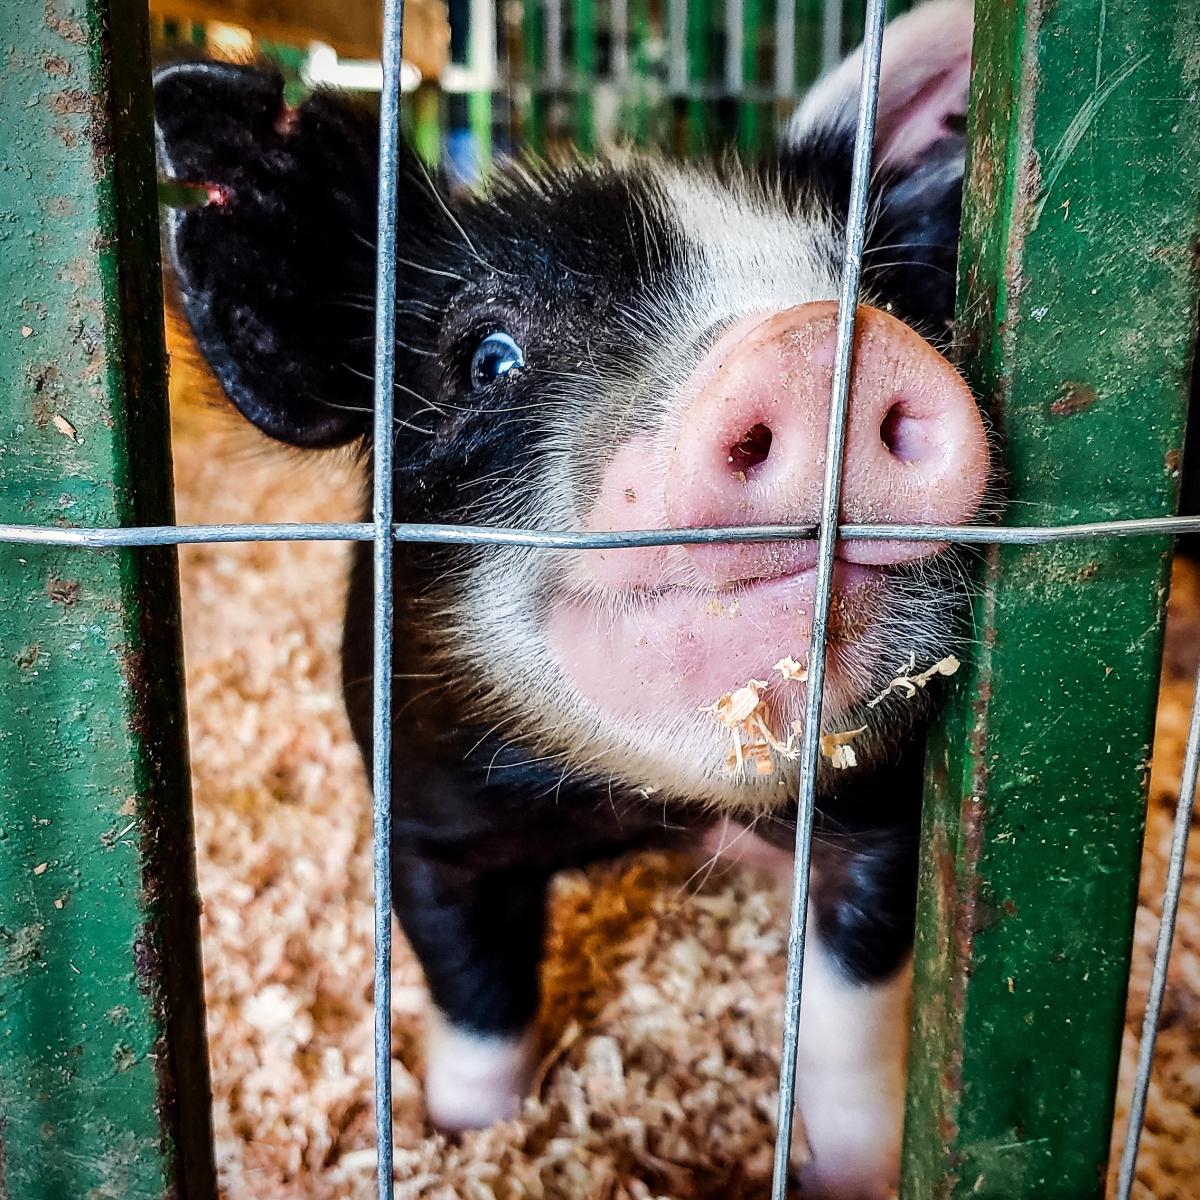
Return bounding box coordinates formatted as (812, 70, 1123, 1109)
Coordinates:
(546, 558, 891, 730)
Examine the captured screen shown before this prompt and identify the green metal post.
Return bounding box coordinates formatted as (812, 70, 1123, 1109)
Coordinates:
(411, 84, 444, 167)
(522, 0, 547, 154)
(468, 29, 494, 175)
(573, 0, 597, 154)
(794, 0, 826, 91)
(468, 88, 494, 171)
(624, 0, 653, 147)
(0, 2, 214, 1197)
(902, 2, 1200, 1197)
(736, 0, 768, 153)
(680, 0, 716, 157)
(842, 0, 865, 52)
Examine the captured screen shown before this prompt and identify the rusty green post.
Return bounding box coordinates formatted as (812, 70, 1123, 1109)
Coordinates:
(572, 0, 596, 153)
(522, 0, 547, 153)
(736, 0, 767, 154)
(902, 1, 1200, 1197)
(0, 2, 215, 1197)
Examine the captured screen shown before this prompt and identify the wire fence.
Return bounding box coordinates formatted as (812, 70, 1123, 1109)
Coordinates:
(3, 0, 1195, 1197)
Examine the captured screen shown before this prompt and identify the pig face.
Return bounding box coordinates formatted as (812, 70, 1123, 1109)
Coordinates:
(154, 0, 985, 815)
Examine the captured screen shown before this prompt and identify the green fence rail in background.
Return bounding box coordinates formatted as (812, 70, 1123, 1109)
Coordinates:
(151, 3, 919, 166)
(507, 0, 916, 158)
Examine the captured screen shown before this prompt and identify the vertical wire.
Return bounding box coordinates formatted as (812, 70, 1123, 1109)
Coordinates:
(725, 0, 745, 97)
(1114, 656, 1200, 1198)
(668, 0, 688, 94)
(611, 0, 629, 82)
(769, 0, 886, 1194)
(371, 0, 404, 1194)
(774, 0, 796, 99)
(822, 0, 843, 72)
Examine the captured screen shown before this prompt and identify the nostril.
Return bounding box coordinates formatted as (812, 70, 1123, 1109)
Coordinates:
(727, 422, 773, 476)
(880, 400, 928, 464)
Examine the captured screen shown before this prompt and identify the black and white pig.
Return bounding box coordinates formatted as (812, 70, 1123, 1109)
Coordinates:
(154, 1, 984, 1194)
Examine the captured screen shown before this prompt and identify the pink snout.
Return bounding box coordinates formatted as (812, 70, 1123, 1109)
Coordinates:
(670, 301, 988, 585)
(584, 302, 989, 591)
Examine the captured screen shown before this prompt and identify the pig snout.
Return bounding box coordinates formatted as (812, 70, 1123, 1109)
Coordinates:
(590, 302, 989, 591)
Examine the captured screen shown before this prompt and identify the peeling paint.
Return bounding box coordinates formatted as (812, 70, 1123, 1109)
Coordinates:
(0, 923, 45, 981)
(1050, 381, 1098, 417)
(42, 0, 85, 46)
(46, 577, 80, 605)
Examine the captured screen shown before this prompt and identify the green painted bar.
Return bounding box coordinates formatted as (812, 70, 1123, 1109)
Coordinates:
(842, 0, 865, 53)
(794, 0, 825, 89)
(522, 0, 546, 154)
(681, 0, 710, 156)
(623, 0, 654, 147)
(736, 0, 766, 152)
(0, 2, 215, 1198)
(902, 2, 1200, 1196)
(411, 84, 444, 167)
(573, 0, 597, 154)
(468, 88, 494, 171)
(692, 0, 731, 156)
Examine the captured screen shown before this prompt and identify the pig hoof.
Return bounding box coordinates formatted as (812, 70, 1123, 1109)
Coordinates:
(793, 1107, 900, 1200)
(797, 1165, 898, 1200)
(792, 1067, 902, 1199)
(424, 1014, 537, 1131)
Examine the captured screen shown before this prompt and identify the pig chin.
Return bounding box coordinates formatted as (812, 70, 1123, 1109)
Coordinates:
(544, 564, 892, 796)
(546, 562, 892, 757)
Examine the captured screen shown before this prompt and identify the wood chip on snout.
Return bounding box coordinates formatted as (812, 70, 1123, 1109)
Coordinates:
(702, 660, 870, 775)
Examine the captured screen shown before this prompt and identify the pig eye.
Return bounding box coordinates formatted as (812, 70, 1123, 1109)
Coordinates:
(469, 331, 525, 389)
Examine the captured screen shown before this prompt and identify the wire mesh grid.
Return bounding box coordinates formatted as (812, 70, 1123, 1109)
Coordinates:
(1, 0, 1194, 1198)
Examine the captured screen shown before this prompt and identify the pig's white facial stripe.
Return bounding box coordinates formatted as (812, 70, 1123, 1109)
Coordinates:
(794, 924, 911, 1199)
(423, 1011, 537, 1131)
(657, 168, 842, 341)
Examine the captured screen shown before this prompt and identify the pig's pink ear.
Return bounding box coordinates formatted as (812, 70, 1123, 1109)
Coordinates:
(785, 0, 973, 171)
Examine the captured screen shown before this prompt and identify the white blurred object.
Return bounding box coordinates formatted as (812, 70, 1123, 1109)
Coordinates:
(304, 42, 422, 93)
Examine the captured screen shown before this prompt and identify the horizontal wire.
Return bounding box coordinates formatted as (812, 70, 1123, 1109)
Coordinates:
(1, 514, 1199, 550)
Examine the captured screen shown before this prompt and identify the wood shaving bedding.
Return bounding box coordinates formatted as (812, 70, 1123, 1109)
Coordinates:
(172, 381, 1200, 1199)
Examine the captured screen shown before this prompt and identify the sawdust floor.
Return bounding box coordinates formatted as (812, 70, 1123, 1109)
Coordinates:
(172, 402, 1200, 1199)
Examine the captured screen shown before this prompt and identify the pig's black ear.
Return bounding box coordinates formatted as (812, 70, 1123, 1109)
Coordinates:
(785, 0, 972, 172)
(155, 62, 426, 448)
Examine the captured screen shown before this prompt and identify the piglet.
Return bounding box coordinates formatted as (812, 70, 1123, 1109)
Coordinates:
(155, 3, 982, 1193)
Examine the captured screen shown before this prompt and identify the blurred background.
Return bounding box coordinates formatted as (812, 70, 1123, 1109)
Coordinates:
(149, 0, 908, 184)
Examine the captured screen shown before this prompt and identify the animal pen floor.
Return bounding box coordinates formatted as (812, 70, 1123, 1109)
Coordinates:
(170, 387, 1200, 1200)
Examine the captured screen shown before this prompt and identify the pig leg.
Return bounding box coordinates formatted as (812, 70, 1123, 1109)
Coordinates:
(794, 922, 911, 1200)
(392, 846, 549, 1130)
(708, 813, 916, 1198)
(799, 821, 918, 1199)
